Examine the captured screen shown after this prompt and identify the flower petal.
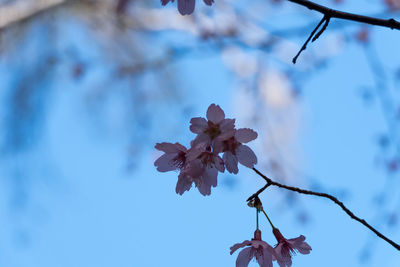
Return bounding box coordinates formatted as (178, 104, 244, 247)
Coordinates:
(256, 248, 273, 267)
(214, 155, 225, 173)
(237, 145, 257, 168)
(220, 118, 235, 132)
(197, 181, 211, 196)
(191, 133, 211, 148)
(196, 167, 217, 196)
(155, 142, 181, 153)
(190, 117, 208, 134)
(230, 241, 251, 255)
(235, 128, 258, 143)
(206, 104, 225, 124)
(203, 166, 218, 187)
(216, 119, 236, 141)
(223, 151, 238, 174)
(154, 153, 177, 172)
(274, 244, 292, 267)
(185, 159, 204, 178)
(186, 143, 205, 161)
(236, 247, 254, 267)
(177, 0, 195, 15)
(176, 173, 193, 195)
(289, 236, 311, 255)
(217, 129, 235, 141)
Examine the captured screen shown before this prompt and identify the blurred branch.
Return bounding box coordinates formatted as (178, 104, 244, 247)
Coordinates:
(0, 0, 67, 29)
(288, 0, 400, 30)
(248, 167, 400, 251)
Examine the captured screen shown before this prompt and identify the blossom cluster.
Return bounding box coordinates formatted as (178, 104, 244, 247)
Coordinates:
(154, 104, 258, 196)
(161, 0, 214, 15)
(230, 228, 312, 267)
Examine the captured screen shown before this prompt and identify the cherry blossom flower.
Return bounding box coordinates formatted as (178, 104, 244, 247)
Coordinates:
(154, 142, 201, 195)
(161, 0, 214, 15)
(272, 228, 312, 267)
(186, 143, 225, 196)
(230, 230, 276, 267)
(154, 142, 225, 196)
(154, 142, 188, 172)
(174, 160, 203, 195)
(221, 128, 258, 174)
(154, 103, 258, 196)
(190, 104, 235, 146)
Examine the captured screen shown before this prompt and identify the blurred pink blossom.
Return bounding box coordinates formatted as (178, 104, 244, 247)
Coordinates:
(272, 228, 312, 267)
(161, 0, 214, 15)
(230, 230, 276, 267)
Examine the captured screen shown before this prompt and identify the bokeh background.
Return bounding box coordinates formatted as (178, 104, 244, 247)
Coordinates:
(1, 0, 400, 266)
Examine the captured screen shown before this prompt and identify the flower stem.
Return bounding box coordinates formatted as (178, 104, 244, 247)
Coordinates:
(262, 210, 275, 229)
(256, 209, 259, 230)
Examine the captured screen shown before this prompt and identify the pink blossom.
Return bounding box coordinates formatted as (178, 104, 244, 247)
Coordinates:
(154, 142, 188, 172)
(222, 128, 258, 174)
(154, 142, 201, 195)
(272, 228, 312, 267)
(190, 104, 235, 146)
(161, 0, 214, 15)
(230, 230, 276, 267)
(186, 144, 225, 196)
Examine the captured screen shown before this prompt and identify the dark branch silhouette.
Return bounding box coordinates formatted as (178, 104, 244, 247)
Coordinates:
(248, 167, 400, 251)
(288, 0, 400, 30)
(292, 15, 329, 64)
(289, 0, 400, 63)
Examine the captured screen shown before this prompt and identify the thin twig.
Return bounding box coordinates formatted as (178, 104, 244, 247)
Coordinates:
(287, 0, 400, 30)
(312, 16, 330, 42)
(292, 15, 327, 64)
(250, 167, 400, 251)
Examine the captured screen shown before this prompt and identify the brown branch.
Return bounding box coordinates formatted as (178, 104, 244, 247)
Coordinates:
(288, 0, 400, 30)
(249, 167, 400, 251)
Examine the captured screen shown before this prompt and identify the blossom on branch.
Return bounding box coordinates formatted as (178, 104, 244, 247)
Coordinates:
(154, 103, 257, 196)
(161, 0, 214, 15)
(230, 230, 276, 267)
(272, 228, 312, 267)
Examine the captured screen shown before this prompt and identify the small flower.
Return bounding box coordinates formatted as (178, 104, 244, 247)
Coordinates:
(190, 104, 235, 146)
(154, 142, 188, 172)
(222, 128, 258, 174)
(161, 0, 214, 15)
(230, 230, 276, 267)
(186, 143, 225, 196)
(272, 228, 312, 267)
(154, 142, 202, 195)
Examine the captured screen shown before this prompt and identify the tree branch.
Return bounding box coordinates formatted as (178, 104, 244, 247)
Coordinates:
(292, 15, 329, 64)
(249, 167, 400, 251)
(288, 0, 400, 30)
